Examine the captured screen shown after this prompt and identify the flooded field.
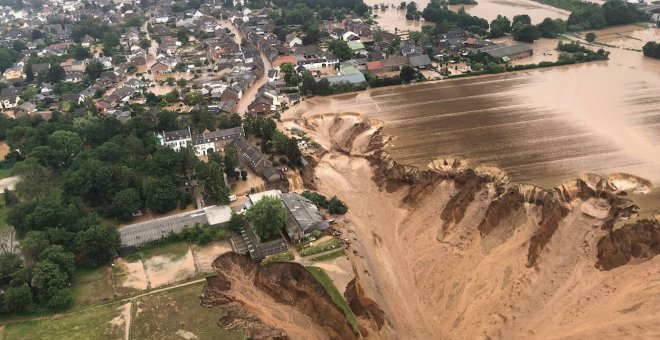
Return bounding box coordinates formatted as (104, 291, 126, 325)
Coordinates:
(367, 0, 568, 32)
(285, 46, 660, 188)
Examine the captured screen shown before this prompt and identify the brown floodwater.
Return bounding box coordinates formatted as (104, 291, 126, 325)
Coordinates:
(285, 41, 660, 188)
(367, 0, 569, 32)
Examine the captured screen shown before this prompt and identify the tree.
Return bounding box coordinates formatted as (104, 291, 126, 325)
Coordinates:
(585, 32, 597, 43)
(50, 130, 83, 168)
(228, 211, 247, 233)
(0, 48, 19, 73)
(75, 224, 120, 268)
(512, 22, 541, 43)
(3, 285, 33, 313)
(142, 177, 179, 213)
(39, 245, 76, 279)
(642, 41, 660, 59)
(31, 260, 69, 301)
(21, 230, 50, 261)
(0, 253, 22, 286)
(537, 18, 565, 38)
(85, 60, 104, 81)
(70, 44, 91, 60)
(400, 65, 416, 83)
(140, 38, 152, 49)
(246, 196, 286, 240)
(201, 160, 230, 204)
(177, 28, 190, 44)
(12, 40, 26, 52)
(176, 78, 188, 87)
(512, 14, 531, 27)
(45, 65, 66, 83)
(490, 15, 511, 38)
(327, 196, 348, 214)
(223, 146, 240, 179)
(102, 32, 120, 50)
(328, 40, 352, 61)
(111, 188, 141, 221)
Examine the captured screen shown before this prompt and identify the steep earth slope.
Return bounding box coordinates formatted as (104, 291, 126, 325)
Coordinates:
(290, 114, 660, 339)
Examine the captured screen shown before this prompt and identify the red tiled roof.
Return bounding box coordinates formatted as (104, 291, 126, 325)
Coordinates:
(272, 55, 297, 67)
(367, 60, 382, 71)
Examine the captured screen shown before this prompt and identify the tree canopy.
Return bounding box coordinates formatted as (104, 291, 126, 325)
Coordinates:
(246, 196, 287, 240)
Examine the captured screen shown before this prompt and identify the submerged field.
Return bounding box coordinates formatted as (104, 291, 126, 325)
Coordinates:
(285, 46, 660, 188)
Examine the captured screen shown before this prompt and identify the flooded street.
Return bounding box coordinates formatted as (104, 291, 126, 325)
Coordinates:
(285, 35, 660, 188)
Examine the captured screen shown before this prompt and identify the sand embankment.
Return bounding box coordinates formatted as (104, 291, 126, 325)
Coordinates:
(288, 113, 660, 339)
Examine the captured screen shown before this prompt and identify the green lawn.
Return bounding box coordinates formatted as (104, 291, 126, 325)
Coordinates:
(310, 249, 346, 262)
(305, 266, 359, 333)
(261, 251, 294, 265)
(0, 168, 12, 179)
(2, 302, 126, 340)
(70, 267, 115, 309)
(131, 283, 246, 340)
(299, 239, 342, 257)
(127, 241, 191, 262)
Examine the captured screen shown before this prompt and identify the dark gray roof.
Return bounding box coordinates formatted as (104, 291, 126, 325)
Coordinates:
(163, 129, 192, 142)
(478, 43, 533, 59)
(408, 54, 432, 67)
(280, 193, 330, 237)
(191, 126, 245, 143)
(119, 209, 209, 247)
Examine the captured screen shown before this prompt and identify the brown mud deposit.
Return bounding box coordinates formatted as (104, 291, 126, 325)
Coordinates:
(201, 253, 357, 340)
(290, 114, 660, 339)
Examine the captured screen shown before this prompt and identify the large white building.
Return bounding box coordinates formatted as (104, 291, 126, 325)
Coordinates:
(157, 126, 246, 156)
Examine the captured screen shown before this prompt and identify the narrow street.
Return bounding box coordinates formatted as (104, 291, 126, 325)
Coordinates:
(222, 20, 273, 114)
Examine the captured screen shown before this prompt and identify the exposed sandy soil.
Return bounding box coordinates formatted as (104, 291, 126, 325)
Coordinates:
(203, 254, 352, 339)
(114, 258, 149, 292)
(0, 141, 9, 160)
(289, 113, 660, 339)
(192, 241, 232, 273)
(144, 248, 197, 288)
(108, 302, 131, 340)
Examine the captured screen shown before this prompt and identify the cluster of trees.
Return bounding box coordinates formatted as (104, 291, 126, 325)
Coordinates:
(566, 0, 647, 31)
(642, 41, 660, 59)
(269, 0, 369, 45)
(422, 2, 489, 35)
(0, 48, 20, 73)
(0, 243, 81, 313)
(328, 40, 353, 62)
(490, 14, 566, 41)
(243, 114, 304, 168)
(246, 195, 287, 240)
(301, 191, 348, 214)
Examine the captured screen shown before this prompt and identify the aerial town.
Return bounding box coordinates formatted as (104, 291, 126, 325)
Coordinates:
(0, 0, 658, 338)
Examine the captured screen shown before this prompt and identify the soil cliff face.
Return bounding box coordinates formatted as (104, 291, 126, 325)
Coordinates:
(201, 253, 357, 340)
(293, 114, 660, 339)
(596, 219, 660, 270)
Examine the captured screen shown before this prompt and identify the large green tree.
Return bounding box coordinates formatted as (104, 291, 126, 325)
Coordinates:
(328, 39, 352, 61)
(490, 15, 511, 37)
(75, 224, 120, 268)
(246, 196, 286, 240)
(142, 177, 179, 213)
(400, 65, 416, 83)
(111, 188, 142, 221)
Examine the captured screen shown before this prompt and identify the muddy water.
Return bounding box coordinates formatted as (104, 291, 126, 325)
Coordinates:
(367, 0, 568, 32)
(286, 47, 660, 188)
